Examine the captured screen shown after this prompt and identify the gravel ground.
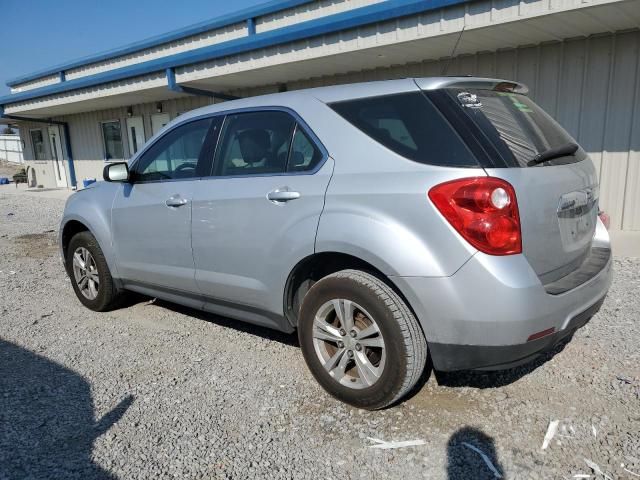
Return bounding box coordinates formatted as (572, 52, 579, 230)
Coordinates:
(0, 187, 638, 480)
(0, 161, 20, 178)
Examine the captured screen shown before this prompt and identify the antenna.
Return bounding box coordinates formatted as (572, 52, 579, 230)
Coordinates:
(441, 25, 466, 76)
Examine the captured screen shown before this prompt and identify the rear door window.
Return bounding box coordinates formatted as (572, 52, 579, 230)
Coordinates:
(329, 92, 476, 167)
(442, 88, 586, 167)
(214, 111, 296, 176)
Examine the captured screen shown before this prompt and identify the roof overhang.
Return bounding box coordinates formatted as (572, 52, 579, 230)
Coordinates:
(1, 0, 638, 118)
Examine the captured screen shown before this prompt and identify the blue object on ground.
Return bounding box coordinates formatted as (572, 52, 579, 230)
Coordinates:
(82, 178, 97, 188)
(0, 177, 9, 185)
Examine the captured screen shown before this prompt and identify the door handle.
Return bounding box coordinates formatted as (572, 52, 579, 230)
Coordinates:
(165, 195, 189, 207)
(267, 189, 301, 203)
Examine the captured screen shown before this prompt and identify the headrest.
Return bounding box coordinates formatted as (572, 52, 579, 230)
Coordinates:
(238, 129, 270, 165)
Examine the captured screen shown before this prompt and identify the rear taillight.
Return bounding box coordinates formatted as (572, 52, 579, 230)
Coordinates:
(428, 177, 522, 255)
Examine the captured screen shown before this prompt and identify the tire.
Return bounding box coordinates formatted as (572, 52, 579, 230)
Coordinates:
(298, 269, 427, 409)
(66, 231, 122, 312)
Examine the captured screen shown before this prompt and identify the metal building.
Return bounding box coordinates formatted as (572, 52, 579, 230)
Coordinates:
(0, 0, 638, 243)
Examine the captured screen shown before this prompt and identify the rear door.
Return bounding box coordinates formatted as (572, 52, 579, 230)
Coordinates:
(112, 117, 217, 292)
(424, 86, 599, 283)
(190, 110, 332, 322)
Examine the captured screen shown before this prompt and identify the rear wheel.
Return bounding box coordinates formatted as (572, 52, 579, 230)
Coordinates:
(66, 231, 122, 311)
(298, 269, 427, 409)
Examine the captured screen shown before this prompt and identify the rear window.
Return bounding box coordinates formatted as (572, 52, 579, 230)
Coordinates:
(329, 92, 477, 167)
(443, 88, 586, 167)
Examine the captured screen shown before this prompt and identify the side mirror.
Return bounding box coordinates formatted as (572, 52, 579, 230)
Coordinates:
(103, 162, 130, 182)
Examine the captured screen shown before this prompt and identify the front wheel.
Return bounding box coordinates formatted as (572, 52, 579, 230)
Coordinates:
(66, 231, 122, 311)
(298, 270, 427, 409)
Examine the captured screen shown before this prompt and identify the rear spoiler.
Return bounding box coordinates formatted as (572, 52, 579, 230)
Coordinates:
(415, 77, 529, 95)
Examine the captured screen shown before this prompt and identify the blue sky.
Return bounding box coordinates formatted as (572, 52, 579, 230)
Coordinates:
(0, 0, 268, 95)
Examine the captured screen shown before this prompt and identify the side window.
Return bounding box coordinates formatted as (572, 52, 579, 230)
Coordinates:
(330, 92, 476, 167)
(134, 118, 212, 182)
(287, 127, 323, 172)
(214, 111, 295, 176)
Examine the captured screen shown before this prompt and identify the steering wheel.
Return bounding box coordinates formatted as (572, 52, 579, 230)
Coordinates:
(174, 163, 196, 172)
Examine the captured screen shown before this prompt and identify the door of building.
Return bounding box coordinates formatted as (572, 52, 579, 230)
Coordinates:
(126, 117, 146, 157)
(151, 113, 170, 136)
(48, 125, 67, 188)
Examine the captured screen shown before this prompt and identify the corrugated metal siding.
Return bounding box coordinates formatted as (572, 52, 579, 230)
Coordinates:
(17, 30, 640, 231)
(18, 95, 213, 187)
(64, 23, 246, 82)
(10, 74, 60, 93)
(60, 95, 213, 168)
(176, 0, 631, 86)
(17, 122, 58, 188)
(13, 0, 633, 97)
(255, 0, 385, 33)
(4, 73, 168, 114)
(284, 30, 640, 231)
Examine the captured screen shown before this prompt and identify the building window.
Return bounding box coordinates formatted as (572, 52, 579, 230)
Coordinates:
(30, 129, 46, 160)
(101, 120, 124, 161)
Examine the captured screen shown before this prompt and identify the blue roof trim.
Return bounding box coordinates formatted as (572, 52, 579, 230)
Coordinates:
(0, 0, 470, 107)
(6, 0, 314, 87)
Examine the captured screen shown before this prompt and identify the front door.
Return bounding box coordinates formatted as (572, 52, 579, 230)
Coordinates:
(111, 117, 216, 293)
(151, 113, 170, 136)
(191, 110, 332, 323)
(126, 117, 146, 156)
(48, 125, 67, 188)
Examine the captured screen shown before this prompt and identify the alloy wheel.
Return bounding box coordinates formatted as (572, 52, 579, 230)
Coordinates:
(72, 247, 100, 300)
(312, 299, 386, 389)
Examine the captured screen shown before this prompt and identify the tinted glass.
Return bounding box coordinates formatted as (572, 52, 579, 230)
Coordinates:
(330, 92, 476, 167)
(214, 111, 296, 176)
(101, 121, 124, 160)
(30, 129, 46, 160)
(445, 88, 586, 167)
(135, 118, 212, 182)
(287, 127, 323, 172)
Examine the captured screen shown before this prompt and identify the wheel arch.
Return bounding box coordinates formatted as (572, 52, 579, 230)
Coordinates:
(59, 212, 119, 283)
(283, 251, 423, 333)
(60, 219, 91, 261)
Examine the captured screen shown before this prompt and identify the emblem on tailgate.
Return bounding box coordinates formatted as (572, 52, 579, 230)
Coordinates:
(557, 187, 597, 217)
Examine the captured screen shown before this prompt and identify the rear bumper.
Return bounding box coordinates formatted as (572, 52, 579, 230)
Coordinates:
(428, 296, 604, 371)
(390, 239, 612, 372)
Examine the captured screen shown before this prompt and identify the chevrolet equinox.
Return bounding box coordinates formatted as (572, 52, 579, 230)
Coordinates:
(60, 77, 612, 409)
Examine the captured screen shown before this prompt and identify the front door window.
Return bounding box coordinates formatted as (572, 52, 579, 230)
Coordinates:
(134, 118, 213, 182)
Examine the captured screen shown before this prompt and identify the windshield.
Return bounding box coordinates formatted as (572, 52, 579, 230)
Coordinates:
(443, 88, 587, 167)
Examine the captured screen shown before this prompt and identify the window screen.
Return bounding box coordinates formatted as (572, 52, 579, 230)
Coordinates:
(329, 92, 476, 167)
(135, 118, 212, 182)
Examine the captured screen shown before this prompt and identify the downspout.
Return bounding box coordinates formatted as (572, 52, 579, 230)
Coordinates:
(0, 105, 77, 188)
(165, 68, 239, 101)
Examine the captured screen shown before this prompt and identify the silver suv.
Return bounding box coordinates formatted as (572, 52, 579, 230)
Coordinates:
(60, 78, 612, 409)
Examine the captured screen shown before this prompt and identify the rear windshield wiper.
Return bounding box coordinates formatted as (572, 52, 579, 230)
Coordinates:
(527, 142, 579, 166)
